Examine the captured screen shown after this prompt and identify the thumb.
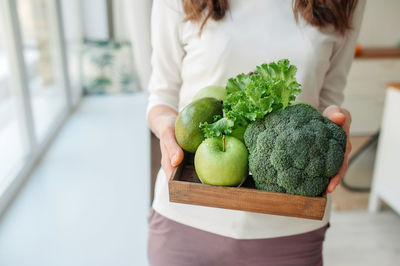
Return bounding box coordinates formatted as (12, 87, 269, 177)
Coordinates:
(163, 129, 184, 167)
(323, 105, 346, 126)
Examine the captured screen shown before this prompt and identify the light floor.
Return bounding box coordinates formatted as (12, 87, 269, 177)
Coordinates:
(325, 210, 400, 266)
(331, 136, 377, 211)
(0, 94, 150, 266)
(0, 94, 399, 266)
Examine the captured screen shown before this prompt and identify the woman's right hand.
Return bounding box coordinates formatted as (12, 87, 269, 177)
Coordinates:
(148, 105, 184, 180)
(159, 122, 184, 180)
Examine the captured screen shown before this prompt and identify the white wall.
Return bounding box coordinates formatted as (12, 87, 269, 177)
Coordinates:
(342, 1, 400, 135)
(114, 0, 152, 91)
(343, 59, 400, 135)
(81, 0, 109, 40)
(358, 0, 400, 47)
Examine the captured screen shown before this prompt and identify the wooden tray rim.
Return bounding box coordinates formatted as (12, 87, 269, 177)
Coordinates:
(169, 162, 327, 201)
(168, 160, 327, 220)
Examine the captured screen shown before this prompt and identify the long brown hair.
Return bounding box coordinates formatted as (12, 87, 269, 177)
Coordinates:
(183, 0, 358, 35)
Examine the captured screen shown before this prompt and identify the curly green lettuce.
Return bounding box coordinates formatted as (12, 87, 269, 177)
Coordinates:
(200, 59, 301, 139)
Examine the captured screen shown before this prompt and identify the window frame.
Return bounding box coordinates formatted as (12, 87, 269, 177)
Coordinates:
(0, 0, 78, 214)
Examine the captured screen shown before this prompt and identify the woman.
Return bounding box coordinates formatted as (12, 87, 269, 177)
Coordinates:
(147, 0, 364, 265)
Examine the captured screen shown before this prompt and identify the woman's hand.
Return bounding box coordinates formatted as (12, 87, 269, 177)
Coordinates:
(148, 105, 184, 180)
(159, 123, 184, 180)
(323, 105, 352, 193)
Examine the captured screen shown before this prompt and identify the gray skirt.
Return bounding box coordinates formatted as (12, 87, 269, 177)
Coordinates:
(147, 209, 329, 266)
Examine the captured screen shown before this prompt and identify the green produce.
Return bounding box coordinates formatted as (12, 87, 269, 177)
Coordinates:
(195, 136, 248, 186)
(200, 59, 301, 141)
(175, 97, 223, 153)
(244, 103, 347, 197)
(230, 125, 246, 142)
(192, 85, 226, 101)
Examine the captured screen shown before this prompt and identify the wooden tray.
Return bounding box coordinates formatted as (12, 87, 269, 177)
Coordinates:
(168, 154, 327, 220)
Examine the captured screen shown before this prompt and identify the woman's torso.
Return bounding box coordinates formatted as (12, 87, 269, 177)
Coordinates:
(152, 0, 358, 239)
(178, 0, 339, 111)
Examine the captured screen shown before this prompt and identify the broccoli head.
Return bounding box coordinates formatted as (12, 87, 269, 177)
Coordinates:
(244, 103, 347, 196)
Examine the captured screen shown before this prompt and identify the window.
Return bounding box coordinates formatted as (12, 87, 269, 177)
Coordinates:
(0, 4, 27, 185)
(61, 0, 83, 106)
(0, 0, 80, 211)
(17, 0, 67, 142)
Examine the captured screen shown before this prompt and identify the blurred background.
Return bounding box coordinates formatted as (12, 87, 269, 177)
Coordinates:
(0, 0, 399, 265)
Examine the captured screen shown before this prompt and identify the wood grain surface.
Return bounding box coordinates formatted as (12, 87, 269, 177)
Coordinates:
(169, 158, 327, 220)
(387, 82, 400, 90)
(355, 48, 400, 59)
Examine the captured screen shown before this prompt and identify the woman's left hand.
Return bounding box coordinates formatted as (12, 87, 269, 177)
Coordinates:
(323, 105, 352, 193)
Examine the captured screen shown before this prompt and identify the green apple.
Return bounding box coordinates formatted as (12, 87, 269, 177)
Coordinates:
(192, 85, 226, 102)
(194, 136, 248, 186)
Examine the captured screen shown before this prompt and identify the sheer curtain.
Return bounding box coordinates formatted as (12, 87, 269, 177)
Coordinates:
(114, 0, 152, 91)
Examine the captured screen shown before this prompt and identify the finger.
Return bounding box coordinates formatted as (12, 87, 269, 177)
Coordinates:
(161, 128, 184, 167)
(326, 154, 349, 193)
(324, 106, 352, 136)
(340, 109, 352, 134)
(160, 141, 173, 179)
(322, 105, 341, 117)
(330, 112, 346, 126)
(341, 108, 352, 124)
(342, 130, 352, 159)
(327, 174, 341, 193)
(327, 170, 343, 193)
(346, 140, 353, 155)
(323, 106, 346, 126)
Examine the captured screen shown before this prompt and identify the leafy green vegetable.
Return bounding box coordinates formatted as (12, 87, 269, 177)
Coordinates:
(200, 115, 234, 137)
(200, 59, 301, 139)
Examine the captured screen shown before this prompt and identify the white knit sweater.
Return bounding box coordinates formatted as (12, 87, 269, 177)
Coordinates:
(147, 0, 365, 239)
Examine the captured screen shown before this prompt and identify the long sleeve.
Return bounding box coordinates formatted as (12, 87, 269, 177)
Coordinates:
(146, 0, 185, 115)
(318, 0, 366, 111)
